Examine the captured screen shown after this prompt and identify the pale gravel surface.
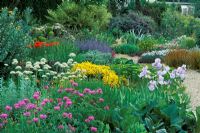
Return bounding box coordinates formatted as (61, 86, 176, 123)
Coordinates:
(184, 70, 200, 110)
(115, 54, 200, 110)
(115, 54, 139, 63)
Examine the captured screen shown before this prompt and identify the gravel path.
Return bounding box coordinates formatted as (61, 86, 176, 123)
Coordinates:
(184, 70, 200, 110)
(115, 54, 139, 63)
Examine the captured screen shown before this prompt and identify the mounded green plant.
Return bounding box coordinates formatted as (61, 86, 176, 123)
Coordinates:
(75, 50, 112, 65)
(114, 44, 140, 55)
(138, 36, 157, 51)
(179, 36, 196, 49)
(47, 1, 112, 31)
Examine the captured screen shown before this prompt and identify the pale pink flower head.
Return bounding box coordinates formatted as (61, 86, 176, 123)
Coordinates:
(78, 93, 84, 97)
(14, 103, 20, 109)
(40, 114, 47, 119)
(67, 113, 72, 119)
(58, 125, 64, 129)
(89, 90, 96, 95)
(23, 112, 31, 117)
(99, 98, 104, 102)
(71, 82, 78, 87)
(104, 106, 110, 110)
(68, 124, 76, 132)
(90, 127, 97, 132)
(83, 88, 91, 94)
(96, 88, 103, 94)
(18, 100, 26, 106)
(0, 114, 8, 119)
(5, 105, 12, 111)
(88, 116, 94, 121)
(57, 89, 63, 93)
(54, 106, 60, 111)
(33, 93, 40, 100)
(63, 96, 69, 101)
(23, 98, 29, 103)
(44, 85, 49, 90)
(65, 88, 74, 93)
(62, 112, 68, 118)
(33, 117, 39, 123)
(85, 119, 90, 123)
(66, 99, 72, 106)
(26, 103, 36, 110)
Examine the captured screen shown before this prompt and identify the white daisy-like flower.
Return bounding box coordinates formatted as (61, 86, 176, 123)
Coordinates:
(24, 77, 29, 80)
(16, 71, 23, 76)
(38, 69, 43, 72)
(43, 64, 51, 70)
(62, 63, 69, 68)
(4, 64, 8, 67)
(54, 61, 61, 66)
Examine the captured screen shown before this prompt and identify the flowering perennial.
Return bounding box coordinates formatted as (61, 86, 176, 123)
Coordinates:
(139, 58, 186, 91)
(73, 62, 119, 87)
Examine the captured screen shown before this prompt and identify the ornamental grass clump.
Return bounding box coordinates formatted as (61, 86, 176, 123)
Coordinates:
(72, 62, 119, 87)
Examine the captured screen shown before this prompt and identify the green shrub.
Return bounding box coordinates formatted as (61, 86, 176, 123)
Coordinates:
(109, 11, 157, 35)
(161, 8, 200, 39)
(75, 50, 112, 65)
(138, 36, 157, 51)
(47, 1, 112, 31)
(0, 8, 33, 76)
(179, 36, 196, 49)
(140, 2, 168, 25)
(114, 44, 140, 55)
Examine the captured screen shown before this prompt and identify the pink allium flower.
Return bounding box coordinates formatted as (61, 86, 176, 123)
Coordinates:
(62, 112, 68, 118)
(41, 102, 46, 106)
(33, 117, 39, 123)
(66, 100, 72, 106)
(33, 94, 40, 100)
(44, 85, 49, 90)
(63, 96, 69, 101)
(96, 88, 103, 94)
(18, 100, 26, 106)
(58, 125, 64, 129)
(88, 116, 94, 121)
(57, 89, 63, 93)
(85, 119, 90, 123)
(67, 113, 72, 119)
(0, 114, 8, 119)
(90, 127, 97, 132)
(65, 88, 74, 93)
(78, 93, 84, 97)
(89, 90, 96, 95)
(104, 106, 110, 110)
(14, 103, 20, 109)
(40, 114, 47, 119)
(99, 98, 104, 102)
(71, 82, 78, 87)
(83, 88, 91, 94)
(58, 102, 63, 106)
(36, 107, 42, 111)
(23, 98, 29, 103)
(54, 106, 60, 111)
(5, 105, 12, 111)
(43, 98, 50, 103)
(68, 124, 76, 132)
(26, 103, 36, 110)
(23, 112, 31, 117)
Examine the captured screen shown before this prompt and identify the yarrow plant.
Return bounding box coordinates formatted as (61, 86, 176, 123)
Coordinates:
(9, 53, 86, 83)
(139, 58, 186, 91)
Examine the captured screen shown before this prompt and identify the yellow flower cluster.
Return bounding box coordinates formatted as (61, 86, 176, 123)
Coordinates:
(72, 62, 119, 87)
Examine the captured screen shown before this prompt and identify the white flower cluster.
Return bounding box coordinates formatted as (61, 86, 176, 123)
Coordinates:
(141, 49, 171, 57)
(9, 53, 86, 81)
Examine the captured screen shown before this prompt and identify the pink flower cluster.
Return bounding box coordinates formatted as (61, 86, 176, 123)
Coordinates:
(85, 116, 95, 123)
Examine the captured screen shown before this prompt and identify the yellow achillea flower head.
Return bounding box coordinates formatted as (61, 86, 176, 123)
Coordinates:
(72, 62, 119, 87)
